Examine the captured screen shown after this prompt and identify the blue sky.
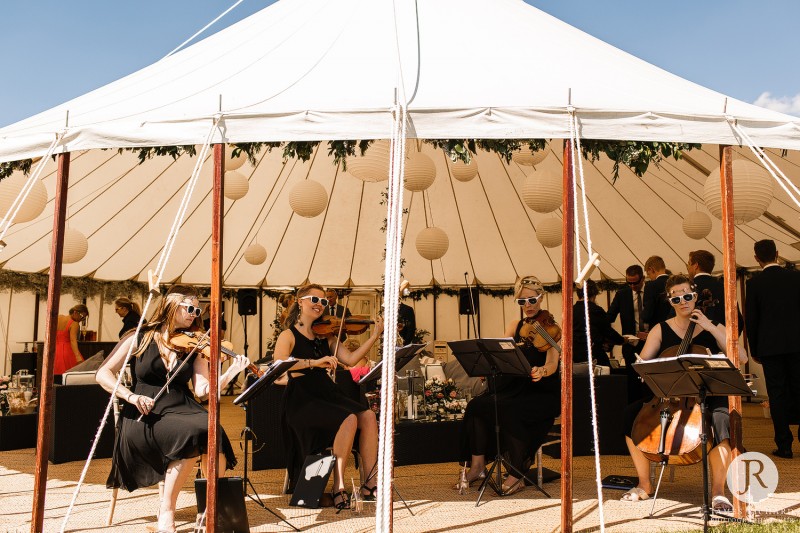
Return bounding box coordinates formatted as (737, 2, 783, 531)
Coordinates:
(0, 0, 798, 127)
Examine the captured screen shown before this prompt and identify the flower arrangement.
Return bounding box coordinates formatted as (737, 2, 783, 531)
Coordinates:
(423, 377, 467, 418)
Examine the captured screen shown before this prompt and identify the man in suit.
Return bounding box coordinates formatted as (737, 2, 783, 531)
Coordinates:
(325, 289, 352, 319)
(398, 300, 416, 346)
(641, 255, 673, 328)
(687, 249, 743, 332)
(607, 264, 647, 402)
(746, 240, 800, 459)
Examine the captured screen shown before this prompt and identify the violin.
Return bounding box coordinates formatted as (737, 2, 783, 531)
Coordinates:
(631, 289, 716, 465)
(311, 315, 375, 337)
(169, 330, 263, 378)
(518, 310, 562, 353)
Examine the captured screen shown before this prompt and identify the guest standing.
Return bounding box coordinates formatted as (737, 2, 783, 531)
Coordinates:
(96, 286, 250, 533)
(114, 297, 142, 339)
(54, 304, 88, 376)
(458, 275, 560, 495)
(641, 255, 673, 328)
(274, 283, 383, 509)
(686, 249, 743, 332)
(745, 239, 800, 459)
(607, 265, 647, 402)
(572, 279, 623, 368)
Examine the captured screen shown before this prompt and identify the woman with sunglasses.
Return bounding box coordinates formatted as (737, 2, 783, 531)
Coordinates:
(96, 286, 250, 533)
(620, 274, 746, 510)
(456, 276, 560, 495)
(54, 304, 89, 378)
(274, 283, 384, 510)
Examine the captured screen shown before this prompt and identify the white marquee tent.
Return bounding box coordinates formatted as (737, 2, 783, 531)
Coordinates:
(0, 0, 798, 289)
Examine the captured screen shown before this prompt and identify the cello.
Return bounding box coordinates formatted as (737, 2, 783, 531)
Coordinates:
(630, 289, 717, 466)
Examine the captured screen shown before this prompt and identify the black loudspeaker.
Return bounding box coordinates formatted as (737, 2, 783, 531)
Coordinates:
(458, 288, 479, 315)
(195, 477, 249, 533)
(237, 288, 258, 316)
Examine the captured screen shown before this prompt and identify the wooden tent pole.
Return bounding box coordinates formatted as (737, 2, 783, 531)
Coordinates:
(719, 145, 744, 517)
(31, 152, 70, 533)
(561, 140, 575, 533)
(206, 143, 225, 532)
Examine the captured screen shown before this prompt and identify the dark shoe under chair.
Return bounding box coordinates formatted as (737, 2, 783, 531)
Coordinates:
(771, 448, 793, 459)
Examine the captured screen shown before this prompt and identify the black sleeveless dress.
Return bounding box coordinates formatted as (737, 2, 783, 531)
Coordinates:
(107, 336, 236, 491)
(460, 320, 561, 472)
(282, 327, 368, 491)
(624, 321, 730, 445)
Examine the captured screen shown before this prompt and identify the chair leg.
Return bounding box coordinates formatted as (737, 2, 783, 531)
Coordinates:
(106, 487, 118, 526)
(536, 446, 543, 488)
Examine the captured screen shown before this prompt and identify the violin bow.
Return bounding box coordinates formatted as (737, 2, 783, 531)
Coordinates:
(136, 328, 211, 422)
(329, 295, 350, 382)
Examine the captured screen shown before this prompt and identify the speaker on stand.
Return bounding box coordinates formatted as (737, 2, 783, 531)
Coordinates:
(231, 289, 258, 396)
(459, 287, 480, 338)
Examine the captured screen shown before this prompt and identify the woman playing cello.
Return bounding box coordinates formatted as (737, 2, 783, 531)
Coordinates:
(621, 274, 746, 511)
(457, 275, 560, 494)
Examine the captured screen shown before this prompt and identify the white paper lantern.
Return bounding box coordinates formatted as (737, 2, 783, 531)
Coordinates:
(289, 179, 328, 217)
(703, 159, 774, 224)
(0, 174, 48, 223)
(682, 211, 712, 240)
(522, 168, 562, 213)
(347, 140, 390, 182)
(224, 170, 249, 200)
(416, 227, 449, 260)
(536, 218, 563, 248)
(404, 152, 436, 191)
(226, 147, 247, 171)
(450, 159, 478, 182)
(512, 146, 549, 167)
(244, 243, 267, 265)
(61, 228, 88, 263)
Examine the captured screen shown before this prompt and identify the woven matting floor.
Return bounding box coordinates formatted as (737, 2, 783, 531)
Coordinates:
(1, 399, 799, 532)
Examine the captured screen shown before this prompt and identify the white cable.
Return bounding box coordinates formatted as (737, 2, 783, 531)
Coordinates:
(0, 134, 63, 243)
(163, 0, 246, 59)
(59, 119, 220, 532)
(569, 111, 606, 533)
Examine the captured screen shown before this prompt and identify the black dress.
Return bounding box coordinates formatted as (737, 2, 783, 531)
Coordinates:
(624, 321, 730, 445)
(119, 312, 141, 339)
(107, 336, 236, 491)
(460, 319, 561, 472)
(282, 327, 368, 491)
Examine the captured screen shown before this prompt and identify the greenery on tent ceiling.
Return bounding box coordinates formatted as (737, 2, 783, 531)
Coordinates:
(0, 139, 699, 181)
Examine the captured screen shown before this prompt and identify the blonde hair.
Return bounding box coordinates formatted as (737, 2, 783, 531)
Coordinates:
(133, 287, 201, 357)
(282, 283, 324, 329)
(514, 275, 543, 298)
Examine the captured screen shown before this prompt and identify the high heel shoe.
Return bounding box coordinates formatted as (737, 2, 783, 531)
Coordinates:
(360, 484, 378, 502)
(453, 470, 486, 492)
(332, 490, 351, 513)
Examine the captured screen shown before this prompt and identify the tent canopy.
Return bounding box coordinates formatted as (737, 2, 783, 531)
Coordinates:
(0, 0, 799, 287)
(1, 0, 799, 163)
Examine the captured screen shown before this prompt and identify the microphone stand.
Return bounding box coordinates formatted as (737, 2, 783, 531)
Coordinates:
(464, 272, 479, 339)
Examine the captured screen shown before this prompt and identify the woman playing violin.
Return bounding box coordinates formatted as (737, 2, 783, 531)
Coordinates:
(96, 286, 250, 533)
(621, 274, 746, 510)
(457, 275, 560, 495)
(274, 283, 383, 511)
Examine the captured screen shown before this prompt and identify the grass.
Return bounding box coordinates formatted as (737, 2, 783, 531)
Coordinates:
(672, 520, 800, 532)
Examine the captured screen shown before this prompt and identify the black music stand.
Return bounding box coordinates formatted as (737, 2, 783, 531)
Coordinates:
(448, 338, 549, 505)
(634, 354, 753, 532)
(233, 359, 299, 532)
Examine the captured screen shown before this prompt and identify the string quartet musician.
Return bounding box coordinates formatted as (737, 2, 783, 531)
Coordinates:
(274, 283, 383, 511)
(96, 285, 250, 533)
(620, 274, 746, 512)
(457, 275, 560, 495)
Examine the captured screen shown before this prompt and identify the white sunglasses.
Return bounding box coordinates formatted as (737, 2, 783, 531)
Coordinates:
(178, 302, 202, 317)
(516, 294, 544, 306)
(300, 295, 330, 307)
(667, 292, 697, 305)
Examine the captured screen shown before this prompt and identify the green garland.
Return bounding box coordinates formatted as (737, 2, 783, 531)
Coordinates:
(1, 139, 699, 183)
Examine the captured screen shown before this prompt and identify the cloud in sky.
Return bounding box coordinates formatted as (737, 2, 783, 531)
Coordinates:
(754, 92, 800, 117)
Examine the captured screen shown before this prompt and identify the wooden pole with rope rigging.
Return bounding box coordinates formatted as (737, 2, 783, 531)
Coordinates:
(560, 140, 575, 533)
(206, 142, 225, 532)
(31, 152, 70, 533)
(719, 145, 745, 517)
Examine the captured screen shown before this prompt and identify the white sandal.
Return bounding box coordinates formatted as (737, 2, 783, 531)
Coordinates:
(620, 487, 652, 502)
(712, 495, 733, 512)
